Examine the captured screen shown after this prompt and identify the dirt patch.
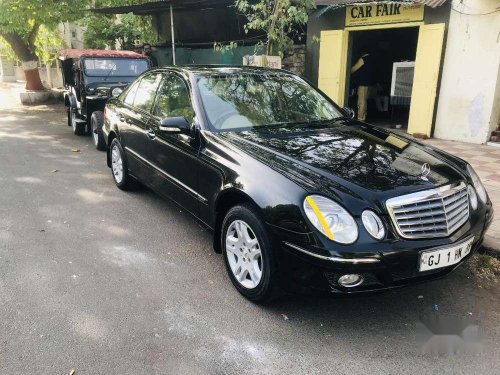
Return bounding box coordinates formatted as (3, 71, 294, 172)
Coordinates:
(468, 253, 500, 283)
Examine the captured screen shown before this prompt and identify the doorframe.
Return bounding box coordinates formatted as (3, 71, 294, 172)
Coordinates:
(341, 21, 424, 119)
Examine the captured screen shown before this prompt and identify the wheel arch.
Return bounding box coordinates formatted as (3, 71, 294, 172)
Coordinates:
(212, 188, 263, 254)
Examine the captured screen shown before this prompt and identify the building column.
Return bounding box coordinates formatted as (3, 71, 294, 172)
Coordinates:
(434, 0, 500, 144)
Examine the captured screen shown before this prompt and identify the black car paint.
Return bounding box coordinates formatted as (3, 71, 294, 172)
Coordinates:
(102, 66, 493, 294)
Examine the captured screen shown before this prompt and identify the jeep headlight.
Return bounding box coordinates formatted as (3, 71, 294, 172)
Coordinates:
(111, 87, 123, 97)
(467, 165, 487, 204)
(303, 195, 358, 244)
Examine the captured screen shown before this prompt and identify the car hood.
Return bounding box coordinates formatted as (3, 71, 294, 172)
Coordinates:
(218, 121, 465, 200)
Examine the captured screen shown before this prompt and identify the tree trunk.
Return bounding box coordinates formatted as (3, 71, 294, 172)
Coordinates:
(22, 61, 45, 91)
(0, 24, 45, 91)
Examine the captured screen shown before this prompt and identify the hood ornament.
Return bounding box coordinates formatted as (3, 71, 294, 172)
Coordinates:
(420, 163, 431, 181)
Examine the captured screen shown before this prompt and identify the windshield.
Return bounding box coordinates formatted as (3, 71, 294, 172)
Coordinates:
(196, 72, 343, 131)
(83, 58, 149, 78)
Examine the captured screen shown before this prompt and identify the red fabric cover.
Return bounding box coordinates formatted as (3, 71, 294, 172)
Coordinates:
(58, 49, 146, 60)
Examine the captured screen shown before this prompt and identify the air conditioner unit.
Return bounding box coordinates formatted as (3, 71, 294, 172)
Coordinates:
(390, 61, 415, 106)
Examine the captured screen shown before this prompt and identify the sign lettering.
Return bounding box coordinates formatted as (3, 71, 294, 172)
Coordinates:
(346, 4, 424, 27)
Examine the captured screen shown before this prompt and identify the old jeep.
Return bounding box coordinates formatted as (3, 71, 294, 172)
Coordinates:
(58, 49, 150, 150)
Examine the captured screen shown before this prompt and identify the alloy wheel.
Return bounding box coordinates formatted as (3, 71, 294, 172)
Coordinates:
(111, 145, 124, 183)
(225, 220, 263, 289)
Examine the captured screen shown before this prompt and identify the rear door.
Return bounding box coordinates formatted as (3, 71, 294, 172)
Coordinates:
(119, 72, 163, 180)
(146, 72, 201, 216)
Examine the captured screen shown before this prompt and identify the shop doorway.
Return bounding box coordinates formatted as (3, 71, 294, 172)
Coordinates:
(318, 23, 445, 138)
(347, 26, 419, 130)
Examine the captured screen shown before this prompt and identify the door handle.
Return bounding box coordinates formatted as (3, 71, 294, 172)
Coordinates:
(146, 129, 156, 139)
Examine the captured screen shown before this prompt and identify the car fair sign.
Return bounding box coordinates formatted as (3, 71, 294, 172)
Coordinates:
(345, 3, 424, 27)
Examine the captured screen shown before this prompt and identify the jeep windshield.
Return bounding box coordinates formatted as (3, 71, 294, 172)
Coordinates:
(83, 58, 149, 78)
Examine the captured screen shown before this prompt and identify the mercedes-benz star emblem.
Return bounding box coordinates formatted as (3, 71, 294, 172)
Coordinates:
(420, 163, 431, 181)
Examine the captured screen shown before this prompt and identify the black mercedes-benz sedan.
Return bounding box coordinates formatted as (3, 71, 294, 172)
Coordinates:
(102, 66, 493, 302)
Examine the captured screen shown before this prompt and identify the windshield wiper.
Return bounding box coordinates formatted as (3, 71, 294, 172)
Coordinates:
(103, 66, 116, 81)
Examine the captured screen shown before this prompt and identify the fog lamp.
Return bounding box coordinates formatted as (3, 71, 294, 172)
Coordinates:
(338, 274, 364, 287)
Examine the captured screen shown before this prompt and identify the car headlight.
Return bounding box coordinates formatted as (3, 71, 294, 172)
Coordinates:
(468, 185, 478, 210)
(303, 195, 358, 244)
(467, 165, 487, 204)
(361, 210, 385, 240)
(111, 87, 123, 97)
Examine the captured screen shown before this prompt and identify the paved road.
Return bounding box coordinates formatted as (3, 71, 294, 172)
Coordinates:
(0, 102, 499, 374)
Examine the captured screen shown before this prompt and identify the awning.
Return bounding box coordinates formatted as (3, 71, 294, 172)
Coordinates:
(315, 0, 447, 8)
(90, 0, 234, 15)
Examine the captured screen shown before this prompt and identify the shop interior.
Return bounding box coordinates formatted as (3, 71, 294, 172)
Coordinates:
(347, 27, 419, 130)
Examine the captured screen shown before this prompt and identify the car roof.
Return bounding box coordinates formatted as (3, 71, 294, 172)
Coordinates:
(150, 65, 295, 76)
(58, 49, 147, 60)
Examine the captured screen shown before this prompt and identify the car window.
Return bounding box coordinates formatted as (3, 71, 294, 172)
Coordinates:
(153, 74, 195, 121)
(133, 73, 163, 112)
(123, 79, 140, 106)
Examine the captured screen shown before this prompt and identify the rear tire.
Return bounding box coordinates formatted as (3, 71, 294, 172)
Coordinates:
(68, 107, 86, 136)
(221, 204, 278, 302)
(91, 111, 107, 151)
(109, 138, 134, 190)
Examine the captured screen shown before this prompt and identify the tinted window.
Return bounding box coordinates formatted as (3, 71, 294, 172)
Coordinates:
(196, 73, 342, 130)
(123, 79, 140, 105)
(154, 74, 195, 121)
(134, 73, 163, 112)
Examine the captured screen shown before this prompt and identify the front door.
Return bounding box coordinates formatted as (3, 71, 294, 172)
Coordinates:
(146, 72, 201, 217)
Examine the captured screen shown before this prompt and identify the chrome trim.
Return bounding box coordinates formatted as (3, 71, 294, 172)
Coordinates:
(124, 146, 208, 203)
(283, 242, 380, 264)
(386, 182, 469, 239)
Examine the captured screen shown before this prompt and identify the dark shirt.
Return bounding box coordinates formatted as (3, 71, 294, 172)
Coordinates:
(356, 54, 375, 86)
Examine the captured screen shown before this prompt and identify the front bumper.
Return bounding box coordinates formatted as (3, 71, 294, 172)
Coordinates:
(271, 203, 493, 294)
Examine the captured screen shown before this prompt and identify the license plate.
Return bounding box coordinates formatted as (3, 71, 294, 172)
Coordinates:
(419, 237, 474, 272)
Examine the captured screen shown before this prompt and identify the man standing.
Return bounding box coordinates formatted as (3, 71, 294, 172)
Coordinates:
(143, 43, 158, 67)
(351, 49, 374, 121)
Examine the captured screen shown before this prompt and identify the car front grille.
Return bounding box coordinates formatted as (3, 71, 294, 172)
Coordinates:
(386, 182, 469, 239)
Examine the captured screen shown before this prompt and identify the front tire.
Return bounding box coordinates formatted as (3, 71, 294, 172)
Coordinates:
(222, 204, 277, 302)
(91, 111, 107, 151)
(109, 138, 134, 190)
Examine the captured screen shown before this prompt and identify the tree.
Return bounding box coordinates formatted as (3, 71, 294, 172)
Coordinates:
(0, 0, 86, 90)
(83, 13, 155, 50)
(235, 0, 315, 57)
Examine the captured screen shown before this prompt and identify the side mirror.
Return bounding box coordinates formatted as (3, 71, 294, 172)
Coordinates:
(342, 107, 356, 119)
(159, 116, 191, 134)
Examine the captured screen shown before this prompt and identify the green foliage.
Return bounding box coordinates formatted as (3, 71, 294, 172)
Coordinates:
(235, 0, 315, 57)
(0, 0, 85, 61)
(213, 41, 238, 53)
(0, 0, 85, 34)
(0, 37, 16, 59)
(35, 26, 67, 64)
(83, 12, 156, 50)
